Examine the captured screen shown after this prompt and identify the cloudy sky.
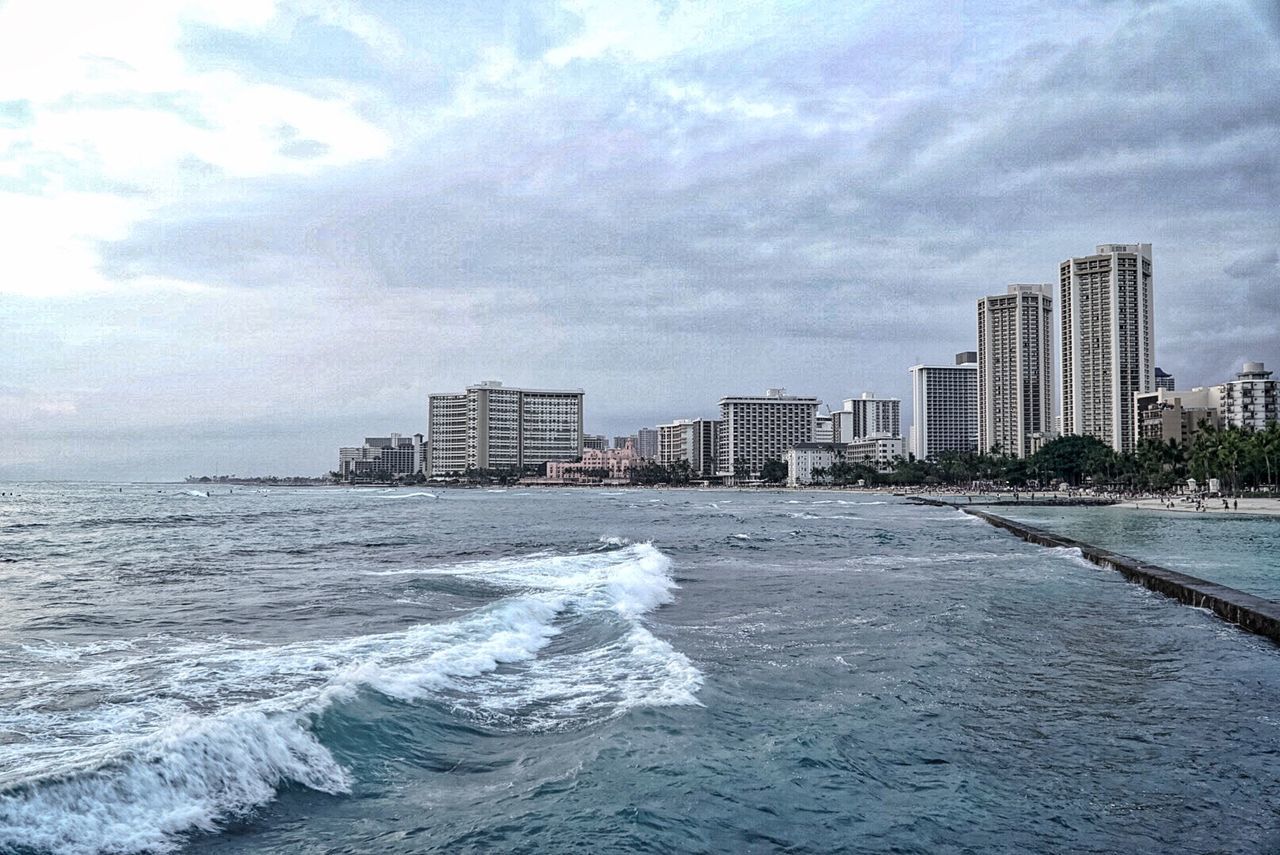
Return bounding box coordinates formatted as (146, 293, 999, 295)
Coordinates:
(2, 0, 1277, 480)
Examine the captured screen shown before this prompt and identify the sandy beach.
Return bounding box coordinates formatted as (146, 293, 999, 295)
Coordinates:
(1121, 496, 1280, 517)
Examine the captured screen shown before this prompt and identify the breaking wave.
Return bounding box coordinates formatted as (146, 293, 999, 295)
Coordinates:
(0, 544, 698, 855)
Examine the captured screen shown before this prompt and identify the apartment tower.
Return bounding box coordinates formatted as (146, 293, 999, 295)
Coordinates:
(1060, 243, 1155, 453)
(977, 284, 1054, 458)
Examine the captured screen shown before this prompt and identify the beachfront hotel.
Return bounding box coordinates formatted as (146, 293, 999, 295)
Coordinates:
(909, 353, 979, 460)
(1218, 361, 1279, 431)
(832, 393, 901, 442)
(977, 284, 1054, 458)
(716, 389, 821, 480)
(338, 433, 424, 479)
(657, 418, 721, 477)
(1060, 243, 1156, 454)
(427, 381, 584, 476)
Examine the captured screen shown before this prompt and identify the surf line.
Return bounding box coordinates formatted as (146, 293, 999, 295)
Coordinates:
(921, 498, 1280, 647)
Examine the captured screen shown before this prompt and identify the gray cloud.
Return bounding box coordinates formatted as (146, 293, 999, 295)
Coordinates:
(9, 0, 1279, 479)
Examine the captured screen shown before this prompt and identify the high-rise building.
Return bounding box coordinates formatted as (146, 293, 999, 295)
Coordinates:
(909, 353, 978, 460)
(1155, 367, 1176, 391)
(338, 433, 424, 479)
(657, 418, 721, 477)
(977, 284, 1054, 458)
(635, 427, 660, 460)
(832, 393, 901, 442)
(1060, 243, 1155, 453)
(583, 434, 608, 451)
(427, 381, 584, 476)
(613, 435, 637, 451)
(1217, 362, 1278, 431)
(716, 389, 820, 480)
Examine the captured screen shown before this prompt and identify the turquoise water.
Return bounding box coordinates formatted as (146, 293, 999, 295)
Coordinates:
(4, 485, 1280, 853)
(999, 505, 1280, 600)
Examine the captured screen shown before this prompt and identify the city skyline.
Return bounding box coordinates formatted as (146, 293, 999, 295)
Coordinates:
(3, 0, 1278, 480)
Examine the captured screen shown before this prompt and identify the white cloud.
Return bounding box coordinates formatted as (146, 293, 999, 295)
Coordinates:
(0, 0, 393, 298)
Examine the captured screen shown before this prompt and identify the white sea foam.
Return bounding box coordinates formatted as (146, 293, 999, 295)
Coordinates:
(0, 544, 696, 855)
(374, 491, 437, 499)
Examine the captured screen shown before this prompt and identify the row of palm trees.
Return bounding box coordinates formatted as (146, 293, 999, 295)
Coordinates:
(811, 423, 1280, 494)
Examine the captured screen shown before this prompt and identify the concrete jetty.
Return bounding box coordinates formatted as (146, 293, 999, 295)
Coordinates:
(913, 496, 1280, 646)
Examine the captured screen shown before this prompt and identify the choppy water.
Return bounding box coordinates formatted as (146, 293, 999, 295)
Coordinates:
(3, 485, 1280, 854)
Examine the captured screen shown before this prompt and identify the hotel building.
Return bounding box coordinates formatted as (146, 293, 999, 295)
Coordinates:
(1134, 388, 1220, 447)
(832, 393, 901, 442)
(657, 418, 721, 477)
(716, 389, 821, 481)
(1218, 362, 1278, 431)
(1060, 243, 1155, 453)
(909, 353, 978, 460)
(977, 284, 1054, 458)
(427, 381, 584, 476)
(1155, 367, 1176, 392)
(338, 433, 424, 479)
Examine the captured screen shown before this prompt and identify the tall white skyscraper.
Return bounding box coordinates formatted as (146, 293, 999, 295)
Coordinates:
(909, 353, 978, 460)
(977, 284, 1054, 458)
(1060, 243, 1155, 454)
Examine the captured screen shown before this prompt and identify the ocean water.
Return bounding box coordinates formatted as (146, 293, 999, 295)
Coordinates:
(1000, 505, 1280, 600)
(3, 485, 1280, 854)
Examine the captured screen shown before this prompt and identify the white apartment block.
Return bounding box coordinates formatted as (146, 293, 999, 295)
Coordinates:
(427, 381, 584, 475)
(845, 436, 905, 471)
(657, 418, 721, 477)
(1218, 362, 1278, 431)
(786, 443, 840, 486)
(832, 393, 901, 442)
(909, 353, 978, 460)
(978, 284, 1054, 458)
(785, 437, 905, 486)
(1060, 243, 1155, 454)
(717, 389, 820, 480)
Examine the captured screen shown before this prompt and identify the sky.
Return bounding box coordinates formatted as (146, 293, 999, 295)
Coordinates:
(2, 0, 1278, 480)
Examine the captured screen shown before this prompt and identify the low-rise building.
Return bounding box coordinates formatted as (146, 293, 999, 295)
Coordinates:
(1134, 388, 1220, 446)
(545, 446, 639, 484)
(785, 437, 905, 486)
(844, 436, 905, 471)
(583, 434, 608, 451)
(338, 433, 424, 479)
(786, 443, 841, 487)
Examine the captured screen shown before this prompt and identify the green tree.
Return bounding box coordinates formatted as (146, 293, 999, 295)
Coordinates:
(760, 458, 788, 484)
